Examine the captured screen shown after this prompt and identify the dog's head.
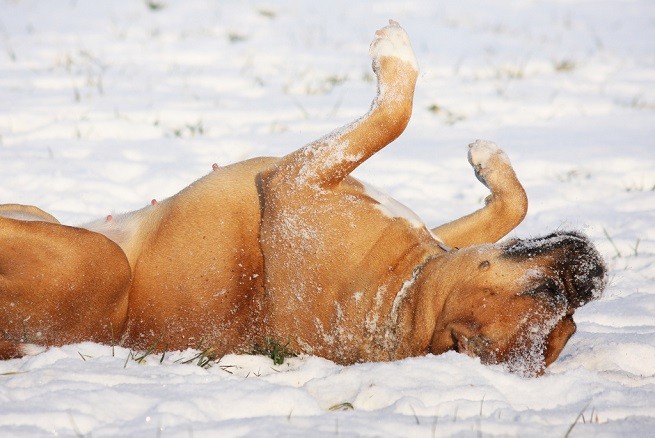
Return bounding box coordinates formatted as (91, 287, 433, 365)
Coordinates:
(430, 231, 606, 376)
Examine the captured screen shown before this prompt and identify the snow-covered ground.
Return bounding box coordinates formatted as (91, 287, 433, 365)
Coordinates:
(1, 0, 654, 435)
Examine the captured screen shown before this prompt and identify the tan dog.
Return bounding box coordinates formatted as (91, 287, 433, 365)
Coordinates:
(0, 22, 605, 375)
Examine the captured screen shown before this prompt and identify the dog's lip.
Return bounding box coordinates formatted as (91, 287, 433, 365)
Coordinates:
(451, 331, 470, 356)
(451, 329, 492, 359)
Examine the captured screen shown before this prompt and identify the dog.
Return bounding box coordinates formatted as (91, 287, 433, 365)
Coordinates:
(0, 21, 606, 376)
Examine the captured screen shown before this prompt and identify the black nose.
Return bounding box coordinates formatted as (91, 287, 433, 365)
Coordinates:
(503, 231, 607, 307)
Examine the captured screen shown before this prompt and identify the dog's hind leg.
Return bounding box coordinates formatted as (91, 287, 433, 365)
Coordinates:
(262, 20, 418, 189)
(431, 140, 528, 248)
(0, 217, 131, 359)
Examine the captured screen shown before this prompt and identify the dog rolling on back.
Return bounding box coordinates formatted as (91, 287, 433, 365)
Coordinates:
(0, 21, 606, 376)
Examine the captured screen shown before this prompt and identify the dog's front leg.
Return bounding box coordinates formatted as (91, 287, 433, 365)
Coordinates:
(256, 21, 419, 359)
(263, 20, 418, 190)
(432, 140, 528, 247)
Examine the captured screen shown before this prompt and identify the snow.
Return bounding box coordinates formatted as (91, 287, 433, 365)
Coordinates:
(362, 180, 426, 228)
(1, 0, 654, 436)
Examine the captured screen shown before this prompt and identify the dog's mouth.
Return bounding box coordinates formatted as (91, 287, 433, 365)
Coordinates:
(447, 306, 570, 377)
(451, 329, 492, 359)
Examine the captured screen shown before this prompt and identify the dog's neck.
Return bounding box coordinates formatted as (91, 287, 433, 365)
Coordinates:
(387, 250, 458, 358)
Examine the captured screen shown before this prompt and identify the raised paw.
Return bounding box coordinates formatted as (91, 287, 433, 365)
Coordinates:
(369, 20, 418, 72)
(467, 140, 512, 189)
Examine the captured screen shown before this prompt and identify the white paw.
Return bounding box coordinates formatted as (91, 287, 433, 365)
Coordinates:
(467, 140, 511, 187)
(369, 20, 418, 71)
(467, 139, 510, 171)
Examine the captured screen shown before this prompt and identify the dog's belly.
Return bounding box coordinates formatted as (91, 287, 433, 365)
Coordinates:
(102, 157, 277, 352)
(85, 156, 440, 355)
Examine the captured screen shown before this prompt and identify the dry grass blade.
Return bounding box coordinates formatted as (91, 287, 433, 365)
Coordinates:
(602, 227, 622, 258)
(0, 371, 24, 376)
(328, 402, 354, 411)
(565, 403, 591, 438)
(179, 348, 217, 369)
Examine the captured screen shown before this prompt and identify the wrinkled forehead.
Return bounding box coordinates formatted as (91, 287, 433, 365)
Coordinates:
(500, 231, 593, 259)
(453, 243, 549, 291)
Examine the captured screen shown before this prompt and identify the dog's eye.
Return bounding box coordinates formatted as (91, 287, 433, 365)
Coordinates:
(536, 278, 559, 295)
(522, 278, 566, 306)
(478, 260, 491, 270)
